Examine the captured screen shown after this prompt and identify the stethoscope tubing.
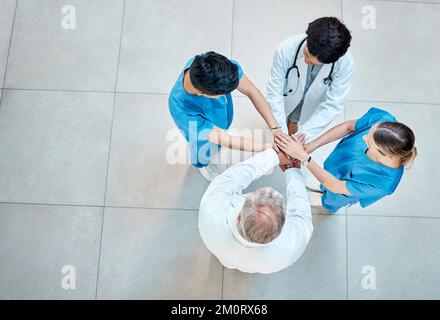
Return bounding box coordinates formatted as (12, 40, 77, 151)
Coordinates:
(283, 37, 334, 96)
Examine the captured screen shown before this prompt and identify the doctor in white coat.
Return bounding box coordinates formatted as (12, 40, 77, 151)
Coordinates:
(267, 17, 354, 141)
(198, 148, 313, 274)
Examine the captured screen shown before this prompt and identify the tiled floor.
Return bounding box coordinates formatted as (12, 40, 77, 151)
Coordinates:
(0, 0, 438, 299)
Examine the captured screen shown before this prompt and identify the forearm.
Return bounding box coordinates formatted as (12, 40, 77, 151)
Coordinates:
(306, 160, 349, 195)
(310, 120, 355, 150)
(202, 148, 280, 197)
(209, 133, 270, 152)
(285, 168, 312, 220)
(238, 75, 279, 129)
(249, 90, 279, 129)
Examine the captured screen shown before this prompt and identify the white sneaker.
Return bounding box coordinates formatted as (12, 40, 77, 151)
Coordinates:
(198, 163, 219, 182)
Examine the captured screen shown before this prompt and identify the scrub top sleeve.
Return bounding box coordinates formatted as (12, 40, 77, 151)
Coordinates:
(354, 107, 397, 132)
(230, 60, 244, 80)
(184, 114, 215, 143)
(345, 179, 384, 200)
(184, 56, 196, 69)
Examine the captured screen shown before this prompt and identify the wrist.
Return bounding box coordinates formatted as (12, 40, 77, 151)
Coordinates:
(298, 152, 310, 163)
(311, 139, 321, 150)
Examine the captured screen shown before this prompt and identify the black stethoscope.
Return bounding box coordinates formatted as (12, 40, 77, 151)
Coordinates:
(283, 37, 335, 96)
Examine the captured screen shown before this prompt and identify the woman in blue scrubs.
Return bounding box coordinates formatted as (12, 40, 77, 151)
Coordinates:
(274, 107, 417, 212)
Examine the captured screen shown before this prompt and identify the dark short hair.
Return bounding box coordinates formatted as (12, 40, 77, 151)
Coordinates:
(306, 17, 352, 64)
(189, 51, 239, 96)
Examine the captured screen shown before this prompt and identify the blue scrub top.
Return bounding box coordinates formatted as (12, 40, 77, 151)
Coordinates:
(168, 56, 243, 167)
(321, 107, 404, 212)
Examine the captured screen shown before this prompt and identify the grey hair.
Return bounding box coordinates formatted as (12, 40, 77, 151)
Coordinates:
(238, 187, 285, 244)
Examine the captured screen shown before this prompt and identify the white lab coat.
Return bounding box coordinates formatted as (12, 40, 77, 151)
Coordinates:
(267, 34, 354, 140)
(198, 149, 313, 274)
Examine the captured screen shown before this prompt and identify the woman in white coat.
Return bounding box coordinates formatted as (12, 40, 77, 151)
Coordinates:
(267, 17, 355, 141)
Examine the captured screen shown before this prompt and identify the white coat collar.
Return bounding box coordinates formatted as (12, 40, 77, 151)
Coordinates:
(297, 46, 332, 90)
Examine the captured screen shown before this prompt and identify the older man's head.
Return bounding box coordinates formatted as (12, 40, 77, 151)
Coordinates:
(237, 187, 285, 244)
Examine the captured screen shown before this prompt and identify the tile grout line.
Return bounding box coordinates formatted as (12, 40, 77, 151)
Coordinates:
(2, 87, 169, 96)
(3, 87, 440, 108)
(0, 0, 18, 109)
(370, 0, 440, 5)
(1, 200, 439, 220)
(3, 86, 440, 108)
(0, 201, 198, 211)
(230, 0, 235, 58)
(341, 0, 344, 22)
(3, 87, 115, 94)
(94, 0, 127, 300)
(221, 266, 225, 300)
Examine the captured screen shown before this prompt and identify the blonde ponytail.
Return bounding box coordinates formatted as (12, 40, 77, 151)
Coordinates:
(401, 146, 417, 168)
(374, 122, 417, 169)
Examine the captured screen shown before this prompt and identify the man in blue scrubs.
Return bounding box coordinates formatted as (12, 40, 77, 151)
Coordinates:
(169, 51, 284, 181)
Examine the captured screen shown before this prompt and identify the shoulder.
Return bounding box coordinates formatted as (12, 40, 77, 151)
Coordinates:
(364, 107, 397, 122)
(335, 49, 354, 73)
(229, 58, 244, 79)
(355, 107, 397, 131)
(229, 59, 243, 71)
(184, 56, 196, 69)
(276, 33, 306, 56)
(169, 84, 187, 107)
(283, 216, 313, 244)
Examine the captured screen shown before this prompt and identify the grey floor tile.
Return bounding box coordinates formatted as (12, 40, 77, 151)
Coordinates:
(223, 215, 347, 299)
(0, 0, 16, 88)
(0, 90, 114, 206)
(347, 215, 440, 299)
(0, 203, 102, 299)
(117, 0, 233, 93)
(105, 93, 209, 209)
(5, 0, 124, 91)
(343, 0, 440, 103)
(232, 0, 341, 93)
(96, 207, 222, 299)
(345, 101, 439, 217)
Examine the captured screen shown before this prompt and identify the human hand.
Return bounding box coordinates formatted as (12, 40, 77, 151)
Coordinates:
(293, 133, 306, 144)
(273, 144, 295, 166)
(272, 127, 283, 138)
(275, 133, 309, 161)
(304, 140, 317, 154)
(279, 159, 301, 172)
(272, 128, 293, 160)
(276, 149, 295, 166)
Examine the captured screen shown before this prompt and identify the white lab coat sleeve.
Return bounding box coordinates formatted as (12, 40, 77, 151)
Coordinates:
(298, 52, 355, 140)
(200, 149, 280, 211)
(267, 43, 290, 134)
(284, 168, 313, 252)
